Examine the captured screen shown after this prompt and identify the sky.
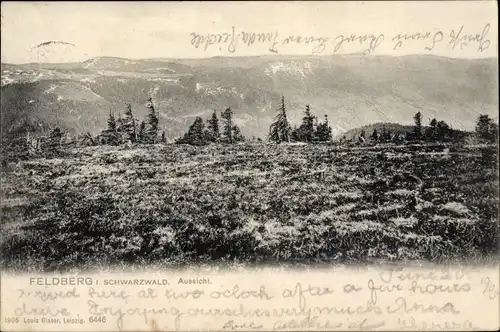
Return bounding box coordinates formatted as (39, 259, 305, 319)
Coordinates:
(1, 1, 498, 64)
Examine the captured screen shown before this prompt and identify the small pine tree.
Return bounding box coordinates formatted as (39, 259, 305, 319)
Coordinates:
(146, 98, 159, 144)
(291, 125, 300, 142)
(301, 105, 315, 142)
(207, 110, 220, 140)
(292, 104, 316, 142)
(123, 103, 137, 142)
(424, 118, 438, 142)
(176, 117, 206, 145)
(98, 111, 120, 145)
(221, 107, 234, 143)
(232, 125, 244, 142)
(312, 116, 319, 140)
(269, 96, 291, 143)
(323, 114, 332, 141)
(161, 131, 166, 143)
(304, 105, 314, 139)
(315, 116, 332, 142)
(475, 114, 498, 143)
(436, 120, 451, 142)
(188, 117, 204, 141)
(413, 111, 423, 139)
(372, 128, 379, 141)
(107, 110, 117, 132)
(138, 121, 146, 143)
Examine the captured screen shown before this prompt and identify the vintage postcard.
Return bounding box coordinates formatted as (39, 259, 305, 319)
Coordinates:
(1, 1, 499, 331)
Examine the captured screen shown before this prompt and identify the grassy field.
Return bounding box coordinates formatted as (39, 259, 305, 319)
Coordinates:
(1, 143, 498, 272)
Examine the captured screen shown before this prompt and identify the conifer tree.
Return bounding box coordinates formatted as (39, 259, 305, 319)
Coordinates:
(176, 117, 206, 145)
(232, 125, 244, 142)
(146, 98, 159, 143)
(424, 118, 438, 142)
(323, 114, 332, 141)
(436, 120, 451, 142)
(475, 114, 498, 143)
(221, 107, 234, 143)
(207, 110, 220, 139)
(315, 115, 332, 141)
(123, 103, 137, 142)
(292, 104, 315, 142)
(269, 96, 291, 143)
(413, 111, 423, 139)
(312, 116, 320, 141)
(430, 118, 438, 130)
(302, 105, 315, 142)
(138, 121, 146, 143)
(100, 110, 120, 145)
(291, 125, 300, 142)
(107, 110, 117, 132)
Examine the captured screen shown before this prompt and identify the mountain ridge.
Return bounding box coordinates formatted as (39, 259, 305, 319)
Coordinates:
(2, 54, 497, 139)
(2, 53, 498, 66)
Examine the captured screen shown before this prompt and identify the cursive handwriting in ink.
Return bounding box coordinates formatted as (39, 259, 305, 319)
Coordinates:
(281, 283, 334, 311)
(387, 297, 460, 315)
(16, 287, 80, 301)
(392, 32, 431, 50)
(425, 31, 444, 51)
(481, 276, 500, 300)
(367, 278, 403, 305)
(333, 33, 385, 55)
(449, 23, 491, 51)
(14, 302, 70, 317)
(223, 319, 263, 330)
(281, 35, 330, 54)
(189, 26, 239, 53)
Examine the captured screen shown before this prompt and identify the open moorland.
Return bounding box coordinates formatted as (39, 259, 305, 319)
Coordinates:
(1, 143, 498, 272)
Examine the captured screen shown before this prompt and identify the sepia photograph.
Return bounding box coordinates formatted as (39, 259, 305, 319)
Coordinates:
(0, 2, 498, 275)
(1, 2, 499, 332)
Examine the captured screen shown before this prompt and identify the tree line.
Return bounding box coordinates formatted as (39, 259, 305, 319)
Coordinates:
(269, 96, 332, 143)
(176, 95, 332, 145)
(175, 107, 245, 146)
(12, 96, 499, 158)
(342, 111, 499, 145)
(99, 98, 165, 145)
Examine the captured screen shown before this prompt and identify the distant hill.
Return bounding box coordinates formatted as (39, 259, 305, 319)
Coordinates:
(1, 55, 497, 139)
(337, 122, 472, 142)
(335, 123, 412, 141)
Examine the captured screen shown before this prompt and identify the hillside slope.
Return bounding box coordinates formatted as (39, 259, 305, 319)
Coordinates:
(335, 123, 413, 141)
(1, 55, 497, 139)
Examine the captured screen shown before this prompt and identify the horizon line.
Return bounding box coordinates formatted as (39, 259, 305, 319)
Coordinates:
(1, 53, 498, 66)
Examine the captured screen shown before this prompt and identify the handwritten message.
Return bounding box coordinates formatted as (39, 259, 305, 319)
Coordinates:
(1, 265, 499, 331)
(189, 24, 492, 55)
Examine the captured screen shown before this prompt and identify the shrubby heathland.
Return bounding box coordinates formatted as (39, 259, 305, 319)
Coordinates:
(0, 94, 498, 271)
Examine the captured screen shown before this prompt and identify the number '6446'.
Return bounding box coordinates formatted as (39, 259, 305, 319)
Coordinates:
(89, 316, 106, 323)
